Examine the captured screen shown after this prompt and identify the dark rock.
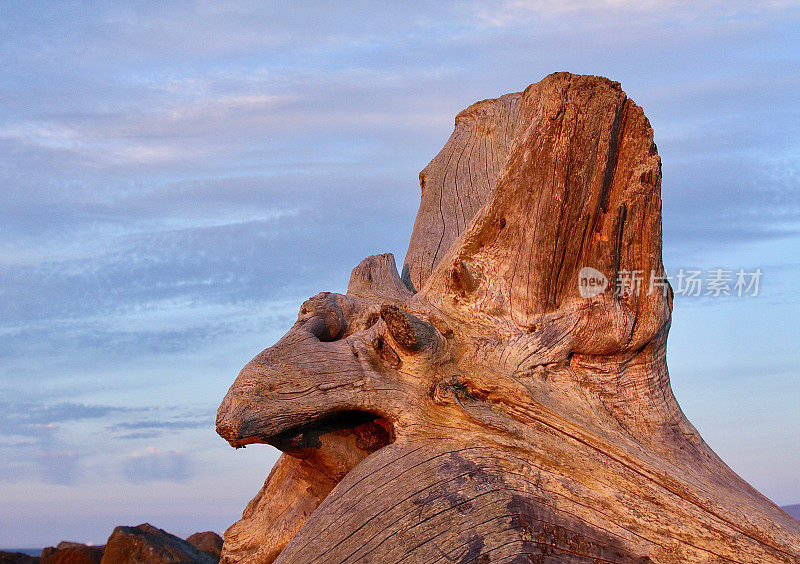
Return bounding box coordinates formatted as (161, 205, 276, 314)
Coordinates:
(100, 524, 215, 564)
(40, 542, 102, 564)
(0, 550, 38, 563)
(185, 533, 222, 560)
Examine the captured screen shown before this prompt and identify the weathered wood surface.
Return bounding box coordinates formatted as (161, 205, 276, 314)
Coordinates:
(216, 72, 800, 563)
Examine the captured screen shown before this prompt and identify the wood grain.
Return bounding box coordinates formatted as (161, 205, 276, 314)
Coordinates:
(216, 72, 800, 563)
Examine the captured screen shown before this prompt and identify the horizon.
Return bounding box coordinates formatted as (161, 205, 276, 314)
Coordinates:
(2, 1, 799, 547)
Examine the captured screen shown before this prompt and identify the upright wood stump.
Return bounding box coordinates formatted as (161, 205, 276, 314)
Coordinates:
(216, 72, 800, 563)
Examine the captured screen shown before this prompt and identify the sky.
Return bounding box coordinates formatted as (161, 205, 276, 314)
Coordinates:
(1, 0, 799, 548)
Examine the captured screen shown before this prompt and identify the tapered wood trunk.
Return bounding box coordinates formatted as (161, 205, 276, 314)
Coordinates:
(216, 72, 800, 563)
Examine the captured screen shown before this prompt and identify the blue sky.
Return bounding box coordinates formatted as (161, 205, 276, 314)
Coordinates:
(1, 0, 799, 547)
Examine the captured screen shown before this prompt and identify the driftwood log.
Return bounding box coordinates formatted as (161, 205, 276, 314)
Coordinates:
(216, 72, 800, 563)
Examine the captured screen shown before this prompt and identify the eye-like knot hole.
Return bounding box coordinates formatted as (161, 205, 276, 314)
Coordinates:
(298, 294, 347, 342)
(304, 312, 346, 342)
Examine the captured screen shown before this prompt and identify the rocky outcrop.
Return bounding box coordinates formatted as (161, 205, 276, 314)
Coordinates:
(185, 532, 223, 560)
(0, 551, 38, 564)
(24, 527, 221, 564)
(40, 542, 103, 564)
(100, 524, 215, 564)
(216, 72, 800, 562)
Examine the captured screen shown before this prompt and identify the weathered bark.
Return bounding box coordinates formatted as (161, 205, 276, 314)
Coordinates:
(217, 72, 800, 563)
(402, 92, 522, 293)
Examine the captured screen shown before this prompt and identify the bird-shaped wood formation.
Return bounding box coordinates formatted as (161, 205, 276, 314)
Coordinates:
(216, 72, 800, 563)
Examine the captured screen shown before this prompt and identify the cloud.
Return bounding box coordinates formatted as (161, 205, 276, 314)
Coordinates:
(661, 156, 800, 261)
(106, 415, 212, 440)
(115, 431, 163, 440)
(35, 450, 82, 486)
(123, 447, 193, 483)
(0, 399, 216, 487)
(0, 400, 134, 439)
(0, 400, 139, 486)
(111, 420, 208, 431)
(472, 0, 800, 28)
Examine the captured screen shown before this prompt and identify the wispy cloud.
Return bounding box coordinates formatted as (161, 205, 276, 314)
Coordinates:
(123, 447, 193, 483)
(0, 401, 138, 485)
(472, 0, 800, 27)
(0, 401, 134, 439)
(106, 415, 212, 440)
(35, 450, 83, 486)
